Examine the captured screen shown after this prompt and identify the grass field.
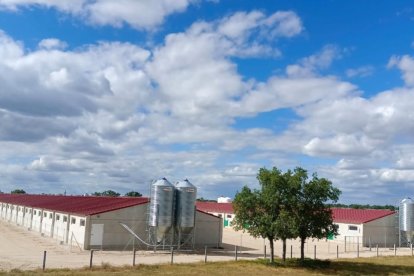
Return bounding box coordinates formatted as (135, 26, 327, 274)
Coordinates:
(2, 256, 414, 275)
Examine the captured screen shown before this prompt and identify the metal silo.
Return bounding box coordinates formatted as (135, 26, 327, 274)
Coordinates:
(399, 198, 414, 245)
(175, 179, 197, 249)
(175, 179, 197, 231)
(149, 178, 175, 243)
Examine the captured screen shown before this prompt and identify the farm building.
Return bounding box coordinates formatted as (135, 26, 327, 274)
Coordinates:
(0, 194, 222, 250)
(196, 202, 397, 247)
(331, 208, 397, 247)
(196, 202, 234, 227)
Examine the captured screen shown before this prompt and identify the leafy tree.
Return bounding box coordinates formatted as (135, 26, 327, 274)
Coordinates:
(93, 190, 120, 197)
(233, 167, 287, 263)
(11, 189, 26, 194)
(292, 167, 341, 261)
(124, 191, 142, 197)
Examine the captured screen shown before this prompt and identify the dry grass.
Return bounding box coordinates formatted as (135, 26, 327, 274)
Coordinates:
(2, 256, 414, 275)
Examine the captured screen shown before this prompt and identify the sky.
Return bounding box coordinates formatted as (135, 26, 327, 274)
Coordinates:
(0, 0, 414, 205)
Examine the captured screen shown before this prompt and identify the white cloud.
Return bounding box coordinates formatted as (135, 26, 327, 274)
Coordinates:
(388, 55, 414, 86)
(38, 38, 68, 50)
(286, 45, 341, 77)
(346, 65, 374, 78)
(0, 0, 194, 30)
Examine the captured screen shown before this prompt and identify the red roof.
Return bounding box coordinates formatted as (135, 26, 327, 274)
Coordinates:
(195, 202, 395, 224)
(331, 208, 395, 224)
(0, 194, 149, 216)
(196, 202, 233, 213)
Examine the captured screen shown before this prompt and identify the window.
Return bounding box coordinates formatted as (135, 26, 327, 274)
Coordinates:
(34, 210, 37, 215)
(44, 212, 47, 217)
(56, 215, 60, 221)
(218, 214, 222, 218)
(49, 213, 53, 219)
(348, 225, 358, 231)
(63, 216, 67, 222)
(71, 218, 76, 224)
(80, 219, 85, 226)
(18, 207, 21, 211)
(226, 214, 232, 218)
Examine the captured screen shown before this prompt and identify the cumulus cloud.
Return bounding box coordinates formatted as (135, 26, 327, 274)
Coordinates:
(0, 0, 194, 30)
(2, 8, 414, 203)
(388, 55, 414, 86)
(38, 38, 68, 50)
(346, 65, 374, 78)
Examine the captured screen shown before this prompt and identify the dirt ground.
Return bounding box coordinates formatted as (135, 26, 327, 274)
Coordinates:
(0, 220, 412, 271)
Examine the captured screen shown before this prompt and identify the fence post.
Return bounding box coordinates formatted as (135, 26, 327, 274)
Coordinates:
(89, 250, 94, 269)
(42, 251, 47, 271)
(170, 247, 174, 264)
(394, 244, 396, 256)
(314, 245, 316, 260)
(290, 245, 293, 259)
(344, 236, 347, 252)
(337, 245, 339, 259)
(204, 246, 207, 263)
(411, 243, 413, 256)
(357, 242, 359, 258)
(235, 245, 238, 261)
(133, 249, 136, 266)
(369, 237, 371, 251)
(376, 244, 379, 257)
(264, 245, 267, 260)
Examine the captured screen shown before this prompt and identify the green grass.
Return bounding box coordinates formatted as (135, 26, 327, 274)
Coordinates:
(2, 256, 414, 275)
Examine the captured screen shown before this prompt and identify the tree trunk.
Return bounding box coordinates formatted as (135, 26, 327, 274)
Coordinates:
(269, 238, 274, 263)
(300, 237, 305, 261)
(282, 238, 286, 263)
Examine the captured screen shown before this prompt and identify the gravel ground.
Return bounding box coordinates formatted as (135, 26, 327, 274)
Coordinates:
(0, 220, 412, 271)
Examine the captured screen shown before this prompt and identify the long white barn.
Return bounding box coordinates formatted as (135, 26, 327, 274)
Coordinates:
(0, 194, 222, 250)
(196, 202, 397, 247)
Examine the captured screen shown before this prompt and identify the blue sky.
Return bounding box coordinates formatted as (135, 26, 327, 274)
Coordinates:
(0, 0, 414, 205)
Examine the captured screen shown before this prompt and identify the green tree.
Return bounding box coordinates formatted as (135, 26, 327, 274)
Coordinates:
(233, 167, 288, 263)
(11, 189, 26, 194)
(93, 190, 120, 197)
(292, 167, 341, 261)
(124, 191, 142, 197)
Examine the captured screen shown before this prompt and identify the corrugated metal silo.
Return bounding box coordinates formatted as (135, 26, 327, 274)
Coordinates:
(149, 177, 175, 242)
(175, 179, 197, 232)
(399, 197, 414, 244)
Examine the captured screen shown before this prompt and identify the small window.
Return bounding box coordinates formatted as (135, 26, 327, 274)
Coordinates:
(49, 213, 53, 219)
(348, 225, 358, 231)
(63, 216, 67, 222)
(218, 214, 222, 218)
(56, 215, 60, 221)
(29, 210, 32, 214)
(80, 219, 85, 226)
(227, 214, 232, 218)
(34, 210, 37, 215)
(44, 212, 47, 217)
(71, 218, 76, 224)
(18, 207, 21, 211)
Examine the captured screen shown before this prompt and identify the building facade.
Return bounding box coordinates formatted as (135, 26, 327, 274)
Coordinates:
(0, 194, 222, 250)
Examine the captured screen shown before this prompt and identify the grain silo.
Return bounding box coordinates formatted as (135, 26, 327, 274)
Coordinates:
(148, 178, 175, 245)
(175, 179, 197, 249)
(399, 197, 414, 246)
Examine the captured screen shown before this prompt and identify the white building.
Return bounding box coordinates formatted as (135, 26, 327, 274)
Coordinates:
(331, 208, 397, 247)
(0, 194, 222, 250)
(196, 202, 397, 247)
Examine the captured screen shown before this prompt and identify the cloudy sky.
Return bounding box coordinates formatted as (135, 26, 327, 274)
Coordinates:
(0, 0, 413, 204)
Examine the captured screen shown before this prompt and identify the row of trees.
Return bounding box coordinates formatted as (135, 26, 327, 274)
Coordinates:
(232, 167, 341, 263)
(92, 190, 142, 197)
(5, 189, 142, 197)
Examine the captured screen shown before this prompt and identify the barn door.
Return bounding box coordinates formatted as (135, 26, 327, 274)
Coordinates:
(90, 224, 104, 246)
